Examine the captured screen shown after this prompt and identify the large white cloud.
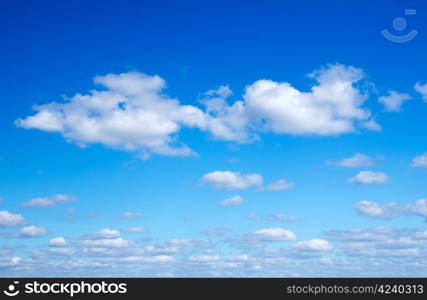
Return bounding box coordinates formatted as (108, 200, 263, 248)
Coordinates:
(354, 199, 427, 220)
(0, 211, 26, 227)
(241, 64, 373, 136)
(16, 72, 207, 158)
(16, 64, 378, 158)
(348, 171, 389, 185)
(201, 171, 263, 190)
(20, 194, 76, 207)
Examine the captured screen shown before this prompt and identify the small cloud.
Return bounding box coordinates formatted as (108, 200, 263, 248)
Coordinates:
(117, 212, 144, 220)
(415, 82, 427, 102)
(348, 171, 389, 185)
(217, 195, 243, 207)
(251, 228, 296, 241)
(354, 199, 427, 220)
(328, 153, 376, 168)
(49, 237, 67, 247)
(82, 228, 120, 240)
(125, 227, 148, 234)
(378, 90, 411, 112)
(245, 213, 262, 220)
(261, 179, 294, 191)
(0, 211, 26, 227)
(269, 213, 300, 222)
(410, 153, 427, 168)
(203, 227, 232, 236)
(20, 194, 77, 208)
(87, 212, 99, 218)
(201, 171, 263, 190)
(360, 119, 382, 132)
(19, 226, 47, 238)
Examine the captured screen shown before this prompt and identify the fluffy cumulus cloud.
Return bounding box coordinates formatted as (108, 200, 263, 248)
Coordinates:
(77, 229, 134, 248)
(217, 195, 244, 207)
(19, 225, 47, 238)
(16, 72, 208, 158)
(354, 199, 427, 220)
(411, 153, 427, 168)
(201, 171, 262, 190)
(378, 90, 412, 112)
(20, 194, 77, 207)
(241, 64, 373, 136)
(0, 211, 26, 227)
(16, 64, 378, 159)
(329, 153, 376, 167)
(415, 82, 427, 102)
(348, 171, 389, 185)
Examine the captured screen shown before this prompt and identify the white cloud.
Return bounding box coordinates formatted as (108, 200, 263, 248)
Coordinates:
(188, 255, 220, 262)
(245, 213, 262, 220)
(77, 238, 133, 248)
(117, 212, 143, 220)
(16, 72, 207, 158)
(329, 153, 376, 167)
(242, 64, 372, 136)
(120, 255, 175, 263)
(293, 239, 333, 251)
(217, 195, 244, 207)
(48, 247, 75, 256)
(354, 199, 427, 219)
(348, 171, 389, 185)
(252, 228, 297, 241)
(415, 82, 427, 102)
(360, 119, 382, 132)
(354, 201, 400, 219)
(125, 227, 148, 234)
(16, 64, 378, 159)
(203, 227, 232, 236)
(0, 211, 26, 227)
(411, 153, 427, 168)
(378, 90, 411, 112)
(20, 194, 76, 207)
(201, 171, 262, 190)
(82, 228, 120, 239)
(49, 237, 68, 247)
(19, 225, 47, 238)
(260, 179, 294, 191)
(269, 213, 300, 222)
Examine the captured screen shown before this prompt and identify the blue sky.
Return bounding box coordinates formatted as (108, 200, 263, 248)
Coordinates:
(1, 0, 427, 277)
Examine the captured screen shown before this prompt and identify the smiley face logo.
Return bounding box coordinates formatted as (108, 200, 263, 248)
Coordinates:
(3, 282, 20, 297)
(381, 9, 418, 43)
